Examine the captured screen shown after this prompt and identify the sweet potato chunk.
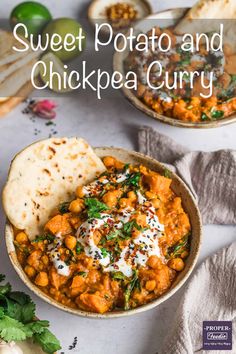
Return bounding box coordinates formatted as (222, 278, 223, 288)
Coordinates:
(27, 250, 42, 270)
(49, 268, 67, 290)
(44, 214, 72, 235)
(145, 173, 171, 195)
(78, 293, 110, 314)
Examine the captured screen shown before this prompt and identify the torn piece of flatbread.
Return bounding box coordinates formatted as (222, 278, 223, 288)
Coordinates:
(2, 138, 106, 240)
(0, 29, 31, 66)
(175, 0, 236, 53)
(0, 58, 38, 98)
(0, 50, 39, 85)
(175, 0, 236, 34)
(0, 81, 33, 117)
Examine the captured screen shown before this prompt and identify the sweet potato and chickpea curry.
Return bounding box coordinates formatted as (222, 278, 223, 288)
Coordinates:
(126, 26, 236, 123)
(15, 157, 191, 314)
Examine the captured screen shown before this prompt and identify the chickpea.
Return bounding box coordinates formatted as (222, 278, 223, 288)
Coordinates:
(181, 250, 189, 259)
(24, 265, 36, 278)
(15, 232, 28, 244)
(145, 280, 156, 292)
(119, 198, 132, 209)
(69, 199, 84, 213)
(147, 255, 161, 269)
(152, 198, 161, 209)
(145, 191, 156, 200)
(65, 235, 77, 250)
(75, 186, 84, 198)
(127, 191, 137, 201)
(93, 230, 102, 245)
(103, 190, 120, 208)
(41, 255, 49, 266)
(168, 258, 185, 271)
(35, 272, 49, 287)
(103, 156, 116, 168)
(70, 216, 82, 229)
(115, 160, 125, 169)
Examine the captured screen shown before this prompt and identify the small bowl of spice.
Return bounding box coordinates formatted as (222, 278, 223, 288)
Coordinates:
(88, 0, 152, 35)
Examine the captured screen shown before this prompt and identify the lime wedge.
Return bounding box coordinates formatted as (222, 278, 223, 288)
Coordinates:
(40, 52, 74, 93)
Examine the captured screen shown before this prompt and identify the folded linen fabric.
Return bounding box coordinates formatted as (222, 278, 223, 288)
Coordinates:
(138, 127, 236, 224)
(160, 242, 236, 354)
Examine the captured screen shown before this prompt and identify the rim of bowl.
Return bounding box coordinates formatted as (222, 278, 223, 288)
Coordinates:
(113, 7, 236, 129)
(5, 146, 202, 318)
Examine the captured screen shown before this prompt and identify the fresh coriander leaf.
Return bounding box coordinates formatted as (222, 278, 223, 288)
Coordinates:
(114, 242, 121, 256)
(100, 248, 109, 258)
(201, 113, 208, 121)
(167, 234, 190, 258)
(77, 272, 87, 278)
(2, 292, 35, 324)
(0, 315, 32, 342)
(75, 242, 83, 255)
(0, 307, 4, 318)
(4, 299, 23, 322)
(85, 198, 109, 219)
(124, 270, 139, 310)
(26, 320, 49, 334)
(211, 110, 224, 119)
(32, 234, 55, 243)
(123, 163, 130, 171)
(0, 283, 11, 295)
(58, 201, 70, 214)
(20, 301, 36, 323)
(34, 328, 61, 354)
(125, 172, 141, 188)
(106, 229, 121, 241)
(8, 292, 31, 306)
(122, 220, 142, 238)
(112, 272, 126, 280)
(0, 274, 5, 283)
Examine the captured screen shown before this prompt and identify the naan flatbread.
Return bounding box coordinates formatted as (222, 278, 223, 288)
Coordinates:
(0, 50, 39, 85)
(175, 0, 236, 33)
(3, 138, 106, 239)
(0, 81, 33, 117)
(0, 58, 38, 98)
(0, 29, 30, 66)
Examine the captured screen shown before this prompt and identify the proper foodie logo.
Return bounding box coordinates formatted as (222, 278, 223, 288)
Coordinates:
(203, 321, 232, 350)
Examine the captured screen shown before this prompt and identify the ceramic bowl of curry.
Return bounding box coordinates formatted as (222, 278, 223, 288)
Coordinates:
(113, 8, 236, 128)
(4, 142, 202, 318)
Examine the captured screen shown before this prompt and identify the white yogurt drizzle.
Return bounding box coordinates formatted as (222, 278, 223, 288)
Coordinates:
(82, 170, 130, 197)
(76, 189, 165, 277)
(76, 214, 111, 267)
(48, 233, 70, 276)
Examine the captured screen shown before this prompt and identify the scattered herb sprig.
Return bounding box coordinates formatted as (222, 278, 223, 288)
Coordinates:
(32, 233, 55, 243)
(84, 198, 109, 219)
(167, 234, 190, 259)
(124, 270, 140, 310)
(0, 274, 61, 353)
(124, 172, 141, 188)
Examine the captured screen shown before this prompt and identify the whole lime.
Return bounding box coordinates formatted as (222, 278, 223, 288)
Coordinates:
(42, 18, 86, 62)
(10, 1, 52, 37)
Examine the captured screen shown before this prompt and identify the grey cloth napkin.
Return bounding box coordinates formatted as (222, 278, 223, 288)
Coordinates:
(160, 242, 236, 354)
(138, 127, 236, 225)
